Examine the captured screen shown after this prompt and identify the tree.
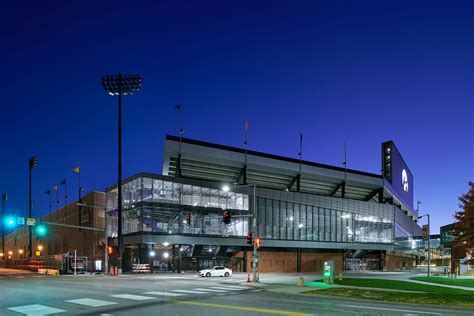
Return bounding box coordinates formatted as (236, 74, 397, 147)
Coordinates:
(454, 182, 474, 251)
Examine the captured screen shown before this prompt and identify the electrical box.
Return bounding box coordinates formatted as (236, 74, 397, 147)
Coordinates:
(323, 260, 335, 284)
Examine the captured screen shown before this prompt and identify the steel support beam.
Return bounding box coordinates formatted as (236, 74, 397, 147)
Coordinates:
(237, 165, 247, 185)
(287, 174, 301, 192)
(364, 188, 381, 201)
(330, 181, 345, 197)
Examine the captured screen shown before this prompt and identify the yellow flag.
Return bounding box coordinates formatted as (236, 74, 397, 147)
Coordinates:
(72, 166, 80, 173)
(53, 185, 58, 191)
(245, 120, 248, 131)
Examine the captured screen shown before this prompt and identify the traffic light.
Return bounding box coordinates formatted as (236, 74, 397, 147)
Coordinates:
(255, 237, 261, 249)
(35, 224, 48, 237)
(29, 156, 38, 169)
(4, 216, 16, 228)
(223, 210, 231, 225)
(246, 232, 253, 245)
(186, 213, 192, 225)
(108, 245, 118, 256)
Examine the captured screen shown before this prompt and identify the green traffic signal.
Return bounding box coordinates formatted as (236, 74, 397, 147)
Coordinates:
(4, 216, 16, 227)
(35, 224, 48, 237)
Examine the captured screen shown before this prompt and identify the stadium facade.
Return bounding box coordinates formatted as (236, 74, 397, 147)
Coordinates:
(106, 135, 421, 273)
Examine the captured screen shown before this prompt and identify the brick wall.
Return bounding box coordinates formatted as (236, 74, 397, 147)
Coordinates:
(235, 250, 343, 273)
(385, 251, 416, 270)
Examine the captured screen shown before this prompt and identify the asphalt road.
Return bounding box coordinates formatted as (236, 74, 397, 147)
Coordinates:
(0, 268, 472, 316)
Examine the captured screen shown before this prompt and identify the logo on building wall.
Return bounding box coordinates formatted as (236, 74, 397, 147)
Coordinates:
(401, 169, 409, 192)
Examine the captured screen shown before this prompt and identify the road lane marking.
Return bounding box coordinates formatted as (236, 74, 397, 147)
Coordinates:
(66, 298, 118, 307)
(143, 291, 185, 296)
(110, 294, 155, 301)
(173, 301, 313, 316)
(192, 288, 228, 292)
(340, 304, 442, 315)
(170, 289, 208, 294)
(210, 286, 244, 291)
(7, 304, 65, 315)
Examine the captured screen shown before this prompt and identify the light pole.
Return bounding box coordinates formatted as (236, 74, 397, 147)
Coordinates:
(222, 183, 258, 282)
(2, 193, 6, 257)
(101, 74, 142, 274)
(418, 213, 431, 277)
(28, 156, 38, 258)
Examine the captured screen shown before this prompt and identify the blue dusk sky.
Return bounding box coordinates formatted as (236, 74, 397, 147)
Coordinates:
(0, 1, 473, 233)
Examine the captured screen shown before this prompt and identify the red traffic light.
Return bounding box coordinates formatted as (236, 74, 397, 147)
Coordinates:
(223, 210, 231, 224)
(246, 232, 253, 245)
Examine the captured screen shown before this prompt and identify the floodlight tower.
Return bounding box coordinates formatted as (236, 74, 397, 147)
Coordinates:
(101, 73, 142, 273)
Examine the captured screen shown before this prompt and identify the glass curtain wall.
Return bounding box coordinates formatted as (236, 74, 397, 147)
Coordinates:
(108, 177, 250, 237)
(257, 197, 393, 244)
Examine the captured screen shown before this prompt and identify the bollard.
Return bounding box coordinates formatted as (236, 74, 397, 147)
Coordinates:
(297, 276, 304, 287)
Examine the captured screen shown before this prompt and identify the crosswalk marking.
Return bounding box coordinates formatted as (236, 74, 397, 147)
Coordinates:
(7, 304, 65, 315)
(110, 294, 156, 301)
(143, 291, 184, 297)
(171, 289, 208, 294)
(192, 288, 227, 292)
(210, 286, 244, 291)
(66, 298, 118, 307)
(217, 285, 248, 289)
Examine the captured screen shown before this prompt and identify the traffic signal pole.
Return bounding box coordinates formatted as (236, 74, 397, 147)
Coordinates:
(252, 183, 258, 282)
(28, 159, 33, 259)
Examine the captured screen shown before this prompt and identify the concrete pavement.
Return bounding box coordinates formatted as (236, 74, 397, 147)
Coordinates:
(1, 268, 473, 315)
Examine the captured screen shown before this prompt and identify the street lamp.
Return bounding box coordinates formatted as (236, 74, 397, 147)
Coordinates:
(418, 213, 431, 277)
(101, 73, 142, 274)
(222, 183, 258, 282)
(29, 156, 38, 258)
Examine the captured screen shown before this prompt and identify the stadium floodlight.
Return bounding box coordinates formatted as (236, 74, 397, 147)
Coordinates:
(101, 74, 142, 96)
(101, 73, 142, 275)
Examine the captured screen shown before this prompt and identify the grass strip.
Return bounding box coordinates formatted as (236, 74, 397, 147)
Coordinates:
(410, 276, 474, 288)
(332, 278, 470, 294)
(305, 288, 474, 308)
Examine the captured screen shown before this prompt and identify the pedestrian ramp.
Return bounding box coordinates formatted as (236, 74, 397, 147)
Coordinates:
(4, 285, 253, 315)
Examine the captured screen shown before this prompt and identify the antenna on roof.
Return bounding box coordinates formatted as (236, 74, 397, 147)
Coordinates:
(175, 104, 184, 177)
(343, 143, 347, 183)
(298, 132, 303, 175)
(242, 119, 248, 184)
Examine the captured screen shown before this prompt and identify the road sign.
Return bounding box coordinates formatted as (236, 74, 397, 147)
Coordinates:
(35, 251, 41, 257)
(422, 224, 429, 240)
(26, 218, 36, 226)
(16, 217, 25, 225)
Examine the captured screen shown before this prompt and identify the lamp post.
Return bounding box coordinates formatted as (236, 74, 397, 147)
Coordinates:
(101, 74, 142, 274)
(28, 156, 38, 258)
(418, 213, 431, 277)
(223, 183, 258, 282)
(2, 193, 6, 257)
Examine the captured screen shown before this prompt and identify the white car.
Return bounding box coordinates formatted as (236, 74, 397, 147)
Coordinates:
(198, 266, 232, 277)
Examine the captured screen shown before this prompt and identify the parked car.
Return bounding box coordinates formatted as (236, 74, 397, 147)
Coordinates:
(198, 266, 232, 277)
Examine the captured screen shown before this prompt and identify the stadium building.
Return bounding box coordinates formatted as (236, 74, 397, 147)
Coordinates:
(106, 135, 421, 273)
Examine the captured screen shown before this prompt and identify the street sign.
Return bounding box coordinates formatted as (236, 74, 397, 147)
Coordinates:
(16, 217, 25, 225)
(26, 218, 36, 226)
(422, 224, 429, 240)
